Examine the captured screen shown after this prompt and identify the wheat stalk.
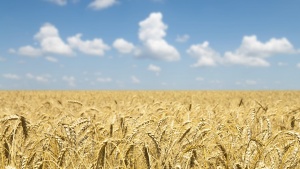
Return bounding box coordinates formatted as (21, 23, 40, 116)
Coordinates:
(96, 141, 107, 169)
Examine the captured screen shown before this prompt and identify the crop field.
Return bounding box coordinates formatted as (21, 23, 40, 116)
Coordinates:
(0, 91, 300, 169)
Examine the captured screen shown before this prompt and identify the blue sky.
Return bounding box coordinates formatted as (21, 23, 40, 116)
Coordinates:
(1, 0, 300, 90)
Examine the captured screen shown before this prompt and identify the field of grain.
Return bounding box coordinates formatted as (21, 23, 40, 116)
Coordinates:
(0, 91, 300, 169)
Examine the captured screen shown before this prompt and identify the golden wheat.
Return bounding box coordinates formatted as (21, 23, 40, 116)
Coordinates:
(0, 91, 300, 168)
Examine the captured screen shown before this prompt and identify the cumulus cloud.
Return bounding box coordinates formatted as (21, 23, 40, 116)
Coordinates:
(45, 56, 58, 62)
(136, 12, 180, 61)
(17, 46, 43, 57)
(14, 23, 111, 58)
(236, 35, 295, 57)
(187, 41, 221, 67)
(224, 35, 295, 67)
(131, 76, 140, 84)
(224, 51, 270, 67)
(67, 34, 110, 56)
(147, 64, 161, 75)
(113, 38, 135, 54)
(89, 0, 118, 10)
(3, 74, 20, 80)
(62, 76, 76, 87)
(34, 23, 73, 55)
(176, 34, 190, 43)
(97, 77, 112, 83)
(15, 23, 73, 57)
(189, 35, 297, 67)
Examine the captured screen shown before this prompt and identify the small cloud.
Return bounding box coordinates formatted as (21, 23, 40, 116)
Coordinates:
(26, 73, 35, 79)
(62, 76, 76, 87)
(297, 63, 300, 68)
(26, 73, 51, 83)
(195, 77, 204, 81)
(113, 38, 135, 54)
(8, 48, 16, 54)
(45, 56, 58, 62)
(97, 77, 112, 83)
(161, 82, 167, 86)
(67, 33, 110, 56)
(3, 73, 20, 80)
(36, 76, 49, 83)
(17, 45, 43, 57)
(278, 62, 288, 66)
(46, 0, 68, 6)
(131, 76, 140, 84)
(176, 34, 190, 43)
(88, 0, 118, 10)
(147, 64, 161, 76)
(245, 80, 257, 85)
(187, 41, 221, 67)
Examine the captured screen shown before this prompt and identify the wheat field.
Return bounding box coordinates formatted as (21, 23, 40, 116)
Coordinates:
(0, 91, 300, 169)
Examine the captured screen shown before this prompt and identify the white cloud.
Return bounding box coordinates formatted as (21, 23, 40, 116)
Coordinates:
(297, 63, 300, 68)
(176, 34, 190, 43)
(47, 0, 67, 6)
(136, 12, 180, 61)
(34, 23, 73, 56)
(18, 45, 43, 57)
(187, 41, 221, 67)
(245, 80, 257, 85)
(237, 35, 295, 57)
(97, 77, 112, 83)
(224, 51, 270, 67)
(45, 56, 58, 62)
(15, 23, 112, 57)
(113, 38, 135, 54)
(8, 48, 16, 54)
(3, 74, 20, 80)
(278, 62, 288, 66)
(26, 73, 51, 83)
(195, 77, 204, 81)
(148, 64, 161, 75)
(62, 76, 76, 87)
(26, 73, 35, 79)
(36, 76, 49, 83)
(131, 76, 140, 84)
(68, 34, 110, 56)
(189, 35, 297, 67)
(15, 23, 74, 57)
(224, 35, 296, 67)
(89, 0, 118, 10)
